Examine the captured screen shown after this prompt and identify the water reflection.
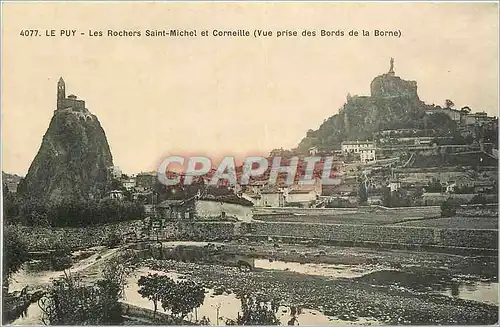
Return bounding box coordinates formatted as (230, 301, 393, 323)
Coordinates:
(124, 268, 383, 326)
(254, 259, 385, 279)
(439, 281, 498, 305)
(8, 252, 499, 325)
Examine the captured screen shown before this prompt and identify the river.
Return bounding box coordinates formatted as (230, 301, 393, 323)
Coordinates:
(8, 244, 499, 325)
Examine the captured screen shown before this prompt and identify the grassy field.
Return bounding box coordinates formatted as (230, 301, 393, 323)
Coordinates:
(395, 216, 498, 230)
(254, 207, 498, 230)
(255, 207, 441, 225)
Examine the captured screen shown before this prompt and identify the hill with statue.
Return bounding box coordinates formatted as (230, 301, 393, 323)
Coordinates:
(296, 59, 458, 152)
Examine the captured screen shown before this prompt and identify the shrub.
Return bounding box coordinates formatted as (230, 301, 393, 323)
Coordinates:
(441, 198, 459, 217)
(39, 272, 123, 325)
(226, 292, 280, 325)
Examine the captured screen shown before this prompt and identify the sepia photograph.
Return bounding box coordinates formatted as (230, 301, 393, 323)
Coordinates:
(1, 2, 499, 325)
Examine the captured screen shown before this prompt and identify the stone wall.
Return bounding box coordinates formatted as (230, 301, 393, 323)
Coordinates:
(7, 216, 498, 252)
(151, 221, 236, 241)
(249, 222, 436, 245)
(248, 221, 498, 250)
(253, 207, 362, 216)
(440, 229, 498, 249)
(6, 221, 144, 251)
(6, 220, 237, 251)
(195, 200, 253, 222)
(456, 205, 498, 217)
(422, 193, 487, 206)
(254, 205, 441, 217)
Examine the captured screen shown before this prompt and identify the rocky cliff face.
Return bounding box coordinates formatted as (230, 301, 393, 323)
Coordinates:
(2, 172, 23, 193)
(17, 107, 113, 201)
(296, 69, 433, 151)
(370, 73, 418, 99)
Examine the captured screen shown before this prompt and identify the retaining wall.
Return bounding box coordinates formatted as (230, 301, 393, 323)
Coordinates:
(6, 221, 235, 251)
(5, 221, 144, 251)
(6, 218, 498, 252)
(253, 206, 441, 216)
(150, 221, 235, 242)
(247, 221, 498, 250)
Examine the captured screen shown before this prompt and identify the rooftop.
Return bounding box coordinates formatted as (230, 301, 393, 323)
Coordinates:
(341, 140, 374, 145)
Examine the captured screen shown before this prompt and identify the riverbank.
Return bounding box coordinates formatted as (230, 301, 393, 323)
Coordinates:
(144, 258, 497, 325)
(8, 240, 499, 325)
(221, 241, 498, 280)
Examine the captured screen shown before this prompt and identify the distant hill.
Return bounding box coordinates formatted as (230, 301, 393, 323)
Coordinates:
(296, 61, 452, 152)
(2, 172, 23, 193)
(17, 107, 114, 201)
(17, 78, 114, 201)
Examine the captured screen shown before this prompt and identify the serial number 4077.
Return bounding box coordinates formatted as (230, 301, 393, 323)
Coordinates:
(20, 29, 40, 36)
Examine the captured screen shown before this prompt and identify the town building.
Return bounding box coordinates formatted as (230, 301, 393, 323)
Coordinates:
(108, 166, 122, 180)
(123, 177, 137, 191)
(461, 112, 490, 126)
(136, 172, 157, 190)
(389, 180, 401, 192)
(341, 140, 376, 154)
(244, 181, 268, 194)
(393, 136, 434, 146)
(109, 189, 124, 200)
(309, 146, 319, 156)
(241, 192, 262, 206)
(445, 181, 456, 194)
(260, 188, 285, 207)
(359, 147, 376, 163)
(425, 108, 461, 122)
(286, 188, 317, 205)
(286, 178, 322, 205)
(156, 191, 254, 222)
(56, 77, 86, 111)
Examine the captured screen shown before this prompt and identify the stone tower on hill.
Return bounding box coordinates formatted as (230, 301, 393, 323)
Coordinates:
(57, 77, 86, 111)
(17, 78, 114, 201)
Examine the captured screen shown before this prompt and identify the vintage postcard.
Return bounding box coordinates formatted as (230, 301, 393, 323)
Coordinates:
(1, 1, 499, 325)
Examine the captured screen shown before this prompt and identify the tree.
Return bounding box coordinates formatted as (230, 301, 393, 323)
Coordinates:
(102, 250, 137, 298)
(465, 134, 474, 145)
(226, 293, 280, 325)
(358, 183, 368, 205)
(162, 280, 205, 320)
(381, 187, 423, 208)
(426, 178, 443, 193)
(3, 230, 29, 289)
(137, 273, 175, 320)
(445, 99, 455, 109)
(469, 194, 488, 205)
(424, 112, 457, 135)
(39, 272, 123, 325)
(460, 106, 471, 114)
(441, 198, 459, 217)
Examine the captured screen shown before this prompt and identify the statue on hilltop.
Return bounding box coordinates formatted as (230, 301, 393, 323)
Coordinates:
(388, 57, 395, 75)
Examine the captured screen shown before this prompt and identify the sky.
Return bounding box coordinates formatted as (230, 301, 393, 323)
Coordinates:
(1, 2, 498, 176)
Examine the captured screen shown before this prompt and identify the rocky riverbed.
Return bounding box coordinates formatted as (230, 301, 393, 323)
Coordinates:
(7, 241, 499, 325)
(137, 239, 498, 325)
(144, 258, 497, 325)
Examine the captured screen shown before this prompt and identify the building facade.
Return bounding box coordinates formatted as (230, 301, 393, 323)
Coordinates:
(57, 77, 86, 111)
(426, 108, 461, 122)
(157, 198, 253, 222)
(136, 172, 157, 190)
(260, 189, 285, 207)
(359, 148, 376, 163)
(341, 140, 376, 154)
